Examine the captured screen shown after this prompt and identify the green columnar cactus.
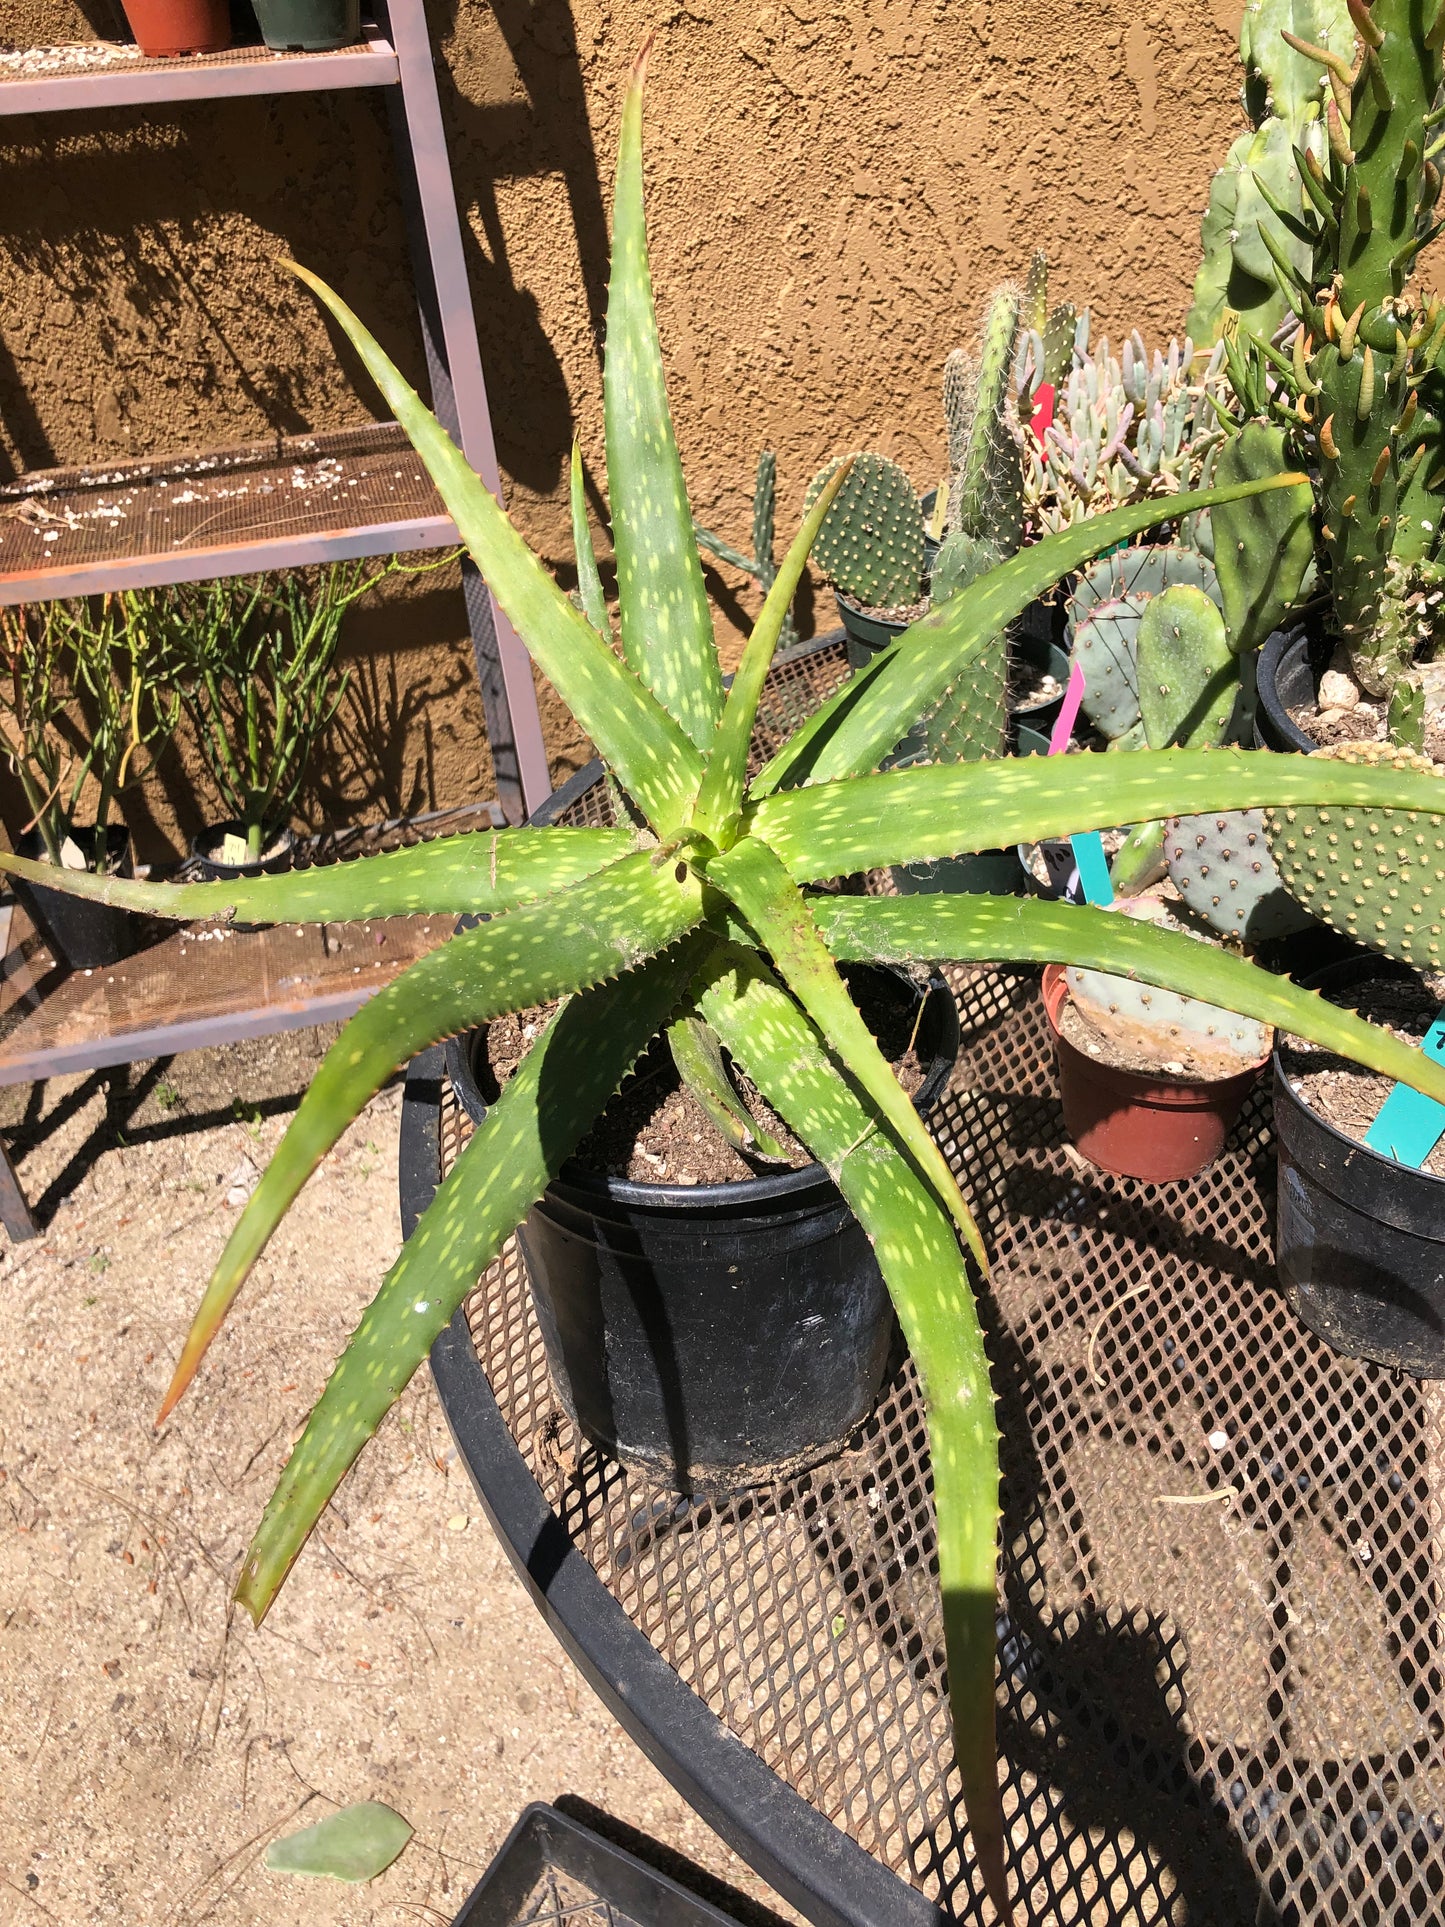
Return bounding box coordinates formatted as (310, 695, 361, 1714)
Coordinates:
(1188, 0, 1353, 343)
(1209, 0, 1445, 747)
(948, 284, 1025, 557)
(11, 48, 1445, 1919)
(804, 450, 924, 610)
(694, 450, 797, 650)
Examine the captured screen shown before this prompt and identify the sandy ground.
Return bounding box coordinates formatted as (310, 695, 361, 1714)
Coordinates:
(0, 1030, 794, 1927)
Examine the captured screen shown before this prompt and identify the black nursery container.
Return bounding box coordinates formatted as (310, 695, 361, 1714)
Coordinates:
(446, 968, 960, 1492)
(12, 827, 136, 971)
(1255, 622, 1327, 753)
(1274, 955, 1445, 1376)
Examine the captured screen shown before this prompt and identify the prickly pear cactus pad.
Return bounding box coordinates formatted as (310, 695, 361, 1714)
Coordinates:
(1167, 807, 1313, 941)
(1265, 743, 1445, 969)
(804, 452, 924, 611)
(1067, 546, 1222, 741)
(1066, 896, 1273, 1078)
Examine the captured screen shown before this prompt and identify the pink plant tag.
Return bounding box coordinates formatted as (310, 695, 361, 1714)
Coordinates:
(1049, 659, 1086, 756)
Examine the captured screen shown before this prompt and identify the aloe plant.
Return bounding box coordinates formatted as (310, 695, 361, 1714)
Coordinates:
(12, 45, 1445, 1914)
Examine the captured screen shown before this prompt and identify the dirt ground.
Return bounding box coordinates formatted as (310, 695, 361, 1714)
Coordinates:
(0, 1029, 795, 1926)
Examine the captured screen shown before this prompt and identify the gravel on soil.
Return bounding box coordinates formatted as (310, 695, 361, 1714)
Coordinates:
(1281, 972, 1445, 1179)
(0, 1029, 797, 1926)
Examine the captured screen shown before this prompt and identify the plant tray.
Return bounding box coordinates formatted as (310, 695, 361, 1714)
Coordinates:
(452, 1805, 741, 1927)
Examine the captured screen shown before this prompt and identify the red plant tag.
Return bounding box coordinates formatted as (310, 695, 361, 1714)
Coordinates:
(1029, 382, 1055, 448)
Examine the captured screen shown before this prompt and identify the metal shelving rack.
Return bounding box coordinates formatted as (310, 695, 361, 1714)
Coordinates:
(0, 6, 553, 1237)
(0, 4, 549, 823)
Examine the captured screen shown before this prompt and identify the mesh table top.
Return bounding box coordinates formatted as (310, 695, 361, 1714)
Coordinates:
(432, 641, 1445, 1927)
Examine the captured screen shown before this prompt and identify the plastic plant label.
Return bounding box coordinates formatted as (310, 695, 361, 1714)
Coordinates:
(263, 1801, 413, 1883)
(1049, 661, 1114, 907)
(1029, 382, 1055, 449)
(220, 831, 252, 867)
(1364, 1010, 1445, 1169)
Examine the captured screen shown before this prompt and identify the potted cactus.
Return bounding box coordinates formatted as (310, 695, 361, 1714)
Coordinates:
(118, 0, 231, 56)
(0, 594, 179, 970)
(147, 563, 386, 878)
(13, 46, 1445, 1913)
(1182, 0, 1445, 1367)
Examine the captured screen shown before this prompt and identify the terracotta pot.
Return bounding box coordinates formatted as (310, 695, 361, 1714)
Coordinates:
(119, 0, 231, 55)
(1040, 963, 1267, 1183)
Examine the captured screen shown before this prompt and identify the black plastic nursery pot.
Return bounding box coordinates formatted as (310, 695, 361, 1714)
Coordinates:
(1274, 955, 1445, 1376)
(250, 0, 359, 50)
(444, 967, 961, 1494)
(1255, 622, 1329, 754)
(11, 827, 138, 971)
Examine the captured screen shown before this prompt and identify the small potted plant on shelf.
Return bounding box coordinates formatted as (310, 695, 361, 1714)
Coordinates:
(153, 563, 380, 879)
(118, 0, 231, 57)
(0, 594, 179, 970)
(250, 0, 361, 54)
(12, 46, 1445, 1916)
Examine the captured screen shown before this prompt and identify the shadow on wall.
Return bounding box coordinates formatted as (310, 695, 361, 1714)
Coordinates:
(424, 0, 610, 501)
(0, 0, 611, 501)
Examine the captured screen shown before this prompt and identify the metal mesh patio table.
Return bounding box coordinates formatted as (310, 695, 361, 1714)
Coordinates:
(417, 638, 1445, 1927)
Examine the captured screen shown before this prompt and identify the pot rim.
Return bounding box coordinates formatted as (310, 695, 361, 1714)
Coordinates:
(447, 963, 960, 1212)
(1272, 953, 1445, 1191)
(1041, 960, 1271, 1102)
(1257, 622, 1324, 755)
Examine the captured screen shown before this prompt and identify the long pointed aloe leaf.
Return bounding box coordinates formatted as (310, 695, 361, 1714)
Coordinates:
(570, 440, 611, 639)
(666, 1011, 789, 1161)
(749, 745, 1445, 881)
(0, 826, 633, 926)
(693, 947, 1008, 1915)
(604, 40, 723, 750)
(235, 942, 706, 1624)
(816, 893, 1445, 1107)
(705, 837, 987, 1269)
(159, 851, 704, 1419)
(288, 261, 701, 835)
(692, 458, 852, 841)
(750, 473, 1309, 796)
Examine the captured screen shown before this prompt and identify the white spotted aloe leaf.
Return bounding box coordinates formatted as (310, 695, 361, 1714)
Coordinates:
(12, 41, 1445, 1924)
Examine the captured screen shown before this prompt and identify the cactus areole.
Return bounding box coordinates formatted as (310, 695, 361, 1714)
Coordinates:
(13, 45, 1445, 1917)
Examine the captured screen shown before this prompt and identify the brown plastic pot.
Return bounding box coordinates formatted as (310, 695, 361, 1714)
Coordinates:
(1040, 963, 1267, 1183)
(119, 0, 231, 55)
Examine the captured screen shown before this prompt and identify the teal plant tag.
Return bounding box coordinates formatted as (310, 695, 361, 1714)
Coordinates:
(1070, 832, 1115, 908)
(1364, 1011, 1445, 1168)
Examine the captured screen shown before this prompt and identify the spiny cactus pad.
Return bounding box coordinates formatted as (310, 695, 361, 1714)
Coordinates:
(1066, 897, 1272, 1077)
(1067, 545, 1221, 741)
(1265, 743, 1445, 971)
(805, 452, 924, 610)
(1166, 808, 1312, 941)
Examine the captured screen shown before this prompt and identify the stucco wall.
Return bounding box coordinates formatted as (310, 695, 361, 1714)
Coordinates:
(2, 0, 1250, 853)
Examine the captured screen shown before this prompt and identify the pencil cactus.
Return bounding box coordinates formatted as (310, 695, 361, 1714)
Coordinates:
(12, 46, 1445, 1920)
(694, 450, 797, 651)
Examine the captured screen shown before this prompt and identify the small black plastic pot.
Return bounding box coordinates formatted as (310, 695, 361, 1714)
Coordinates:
(10, 827, 137, 971)
(1010, 597, 1070, 744)
(445, 967, 960, 1492)
(1256, 623, 1329, 753)
(1274, 955, 1445, 1375)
